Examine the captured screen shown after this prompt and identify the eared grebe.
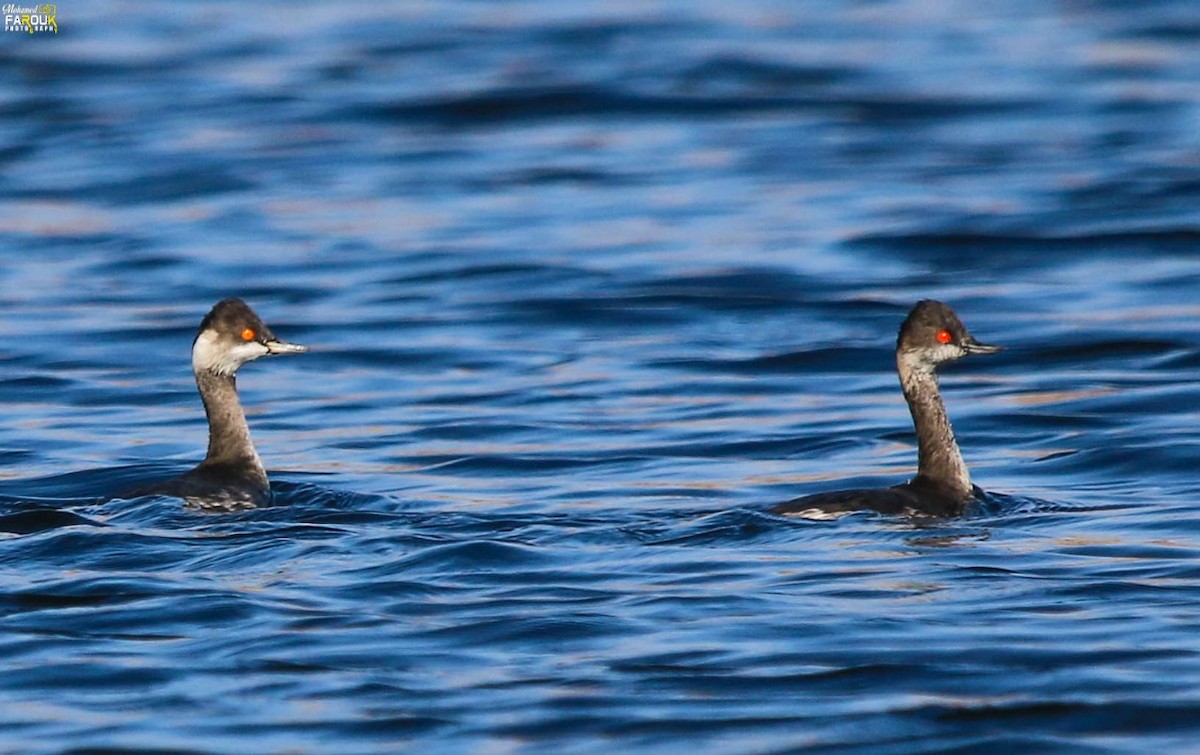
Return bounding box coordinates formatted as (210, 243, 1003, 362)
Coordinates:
(138, 298, 307, 508)
(771, 300, 1000, 518)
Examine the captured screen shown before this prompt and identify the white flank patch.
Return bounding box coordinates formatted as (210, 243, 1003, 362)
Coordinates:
(780, 508, 856, 521)
(192, 330, 268, 376)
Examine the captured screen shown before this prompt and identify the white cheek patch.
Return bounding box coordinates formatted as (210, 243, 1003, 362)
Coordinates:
(898, 349, 935, 378)
(899, 344, 965, 377)
(192, 330, 269, 376)
(935, 343, 964, 362)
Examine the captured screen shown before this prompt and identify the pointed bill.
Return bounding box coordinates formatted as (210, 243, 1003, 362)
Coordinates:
(962, 338, 1001, 355)
(265, 339, 308, 355)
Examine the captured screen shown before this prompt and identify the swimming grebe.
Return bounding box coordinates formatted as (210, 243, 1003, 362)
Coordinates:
(771, 300, 1000, 518)
(145, 298, 307, 508)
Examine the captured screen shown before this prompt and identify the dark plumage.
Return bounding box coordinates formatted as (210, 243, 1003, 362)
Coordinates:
(772, 300, 1000, 518)
(127, 298, 307, 508)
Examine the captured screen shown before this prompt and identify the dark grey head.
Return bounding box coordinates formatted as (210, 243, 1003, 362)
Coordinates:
(897, 299, 1000, 369)
(191, 298, 307, 377)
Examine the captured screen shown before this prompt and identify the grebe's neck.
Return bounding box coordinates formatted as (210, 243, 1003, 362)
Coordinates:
(896, 351, 971, 499)
(194, 369, 266, 483)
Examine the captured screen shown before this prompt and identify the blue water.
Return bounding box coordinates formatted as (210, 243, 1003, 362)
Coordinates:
(3, 1, 1200, 751)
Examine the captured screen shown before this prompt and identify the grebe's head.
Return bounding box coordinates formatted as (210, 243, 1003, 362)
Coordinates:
(897, 299, 1000, 372)
(191, 298, 307, 377)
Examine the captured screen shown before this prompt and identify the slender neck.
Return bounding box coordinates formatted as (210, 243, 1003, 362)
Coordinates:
(896, 352, 971, 498)
(194, 369, 265, 475)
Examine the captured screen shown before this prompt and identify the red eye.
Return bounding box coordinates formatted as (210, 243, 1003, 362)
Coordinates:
(936, 329, 953, 344)
(241, 328, 256, 341)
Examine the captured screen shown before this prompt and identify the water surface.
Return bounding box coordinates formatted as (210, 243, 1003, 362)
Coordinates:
(3, 1, 1200, 752)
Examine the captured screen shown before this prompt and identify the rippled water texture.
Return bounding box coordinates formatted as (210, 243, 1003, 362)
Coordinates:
(4, 1, 1200, 752)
